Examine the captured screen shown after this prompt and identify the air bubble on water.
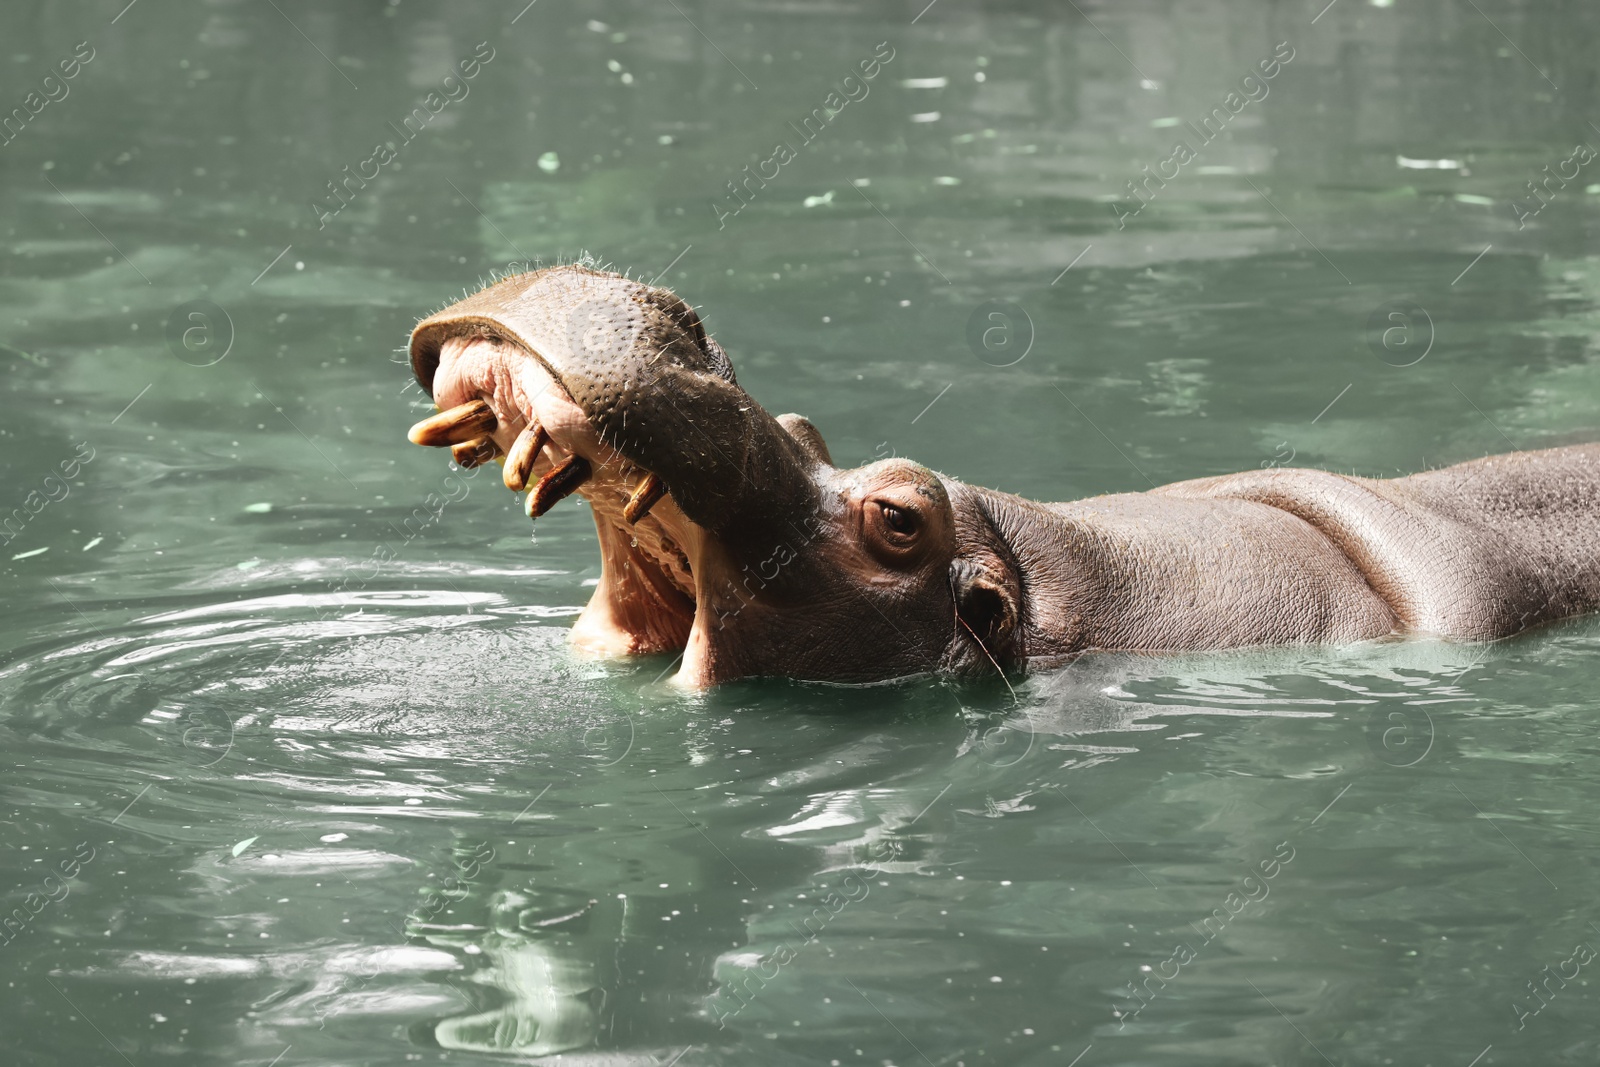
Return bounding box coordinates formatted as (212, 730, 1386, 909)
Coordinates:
(538, 152, 560, 173)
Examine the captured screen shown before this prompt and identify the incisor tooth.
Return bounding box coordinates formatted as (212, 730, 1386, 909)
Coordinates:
(502, 422, 550, 491)
(527, 455, 592, 519)
(451, 436, 499, 469)
(407, 399, 496, 447)
(623, 473, 667, 524)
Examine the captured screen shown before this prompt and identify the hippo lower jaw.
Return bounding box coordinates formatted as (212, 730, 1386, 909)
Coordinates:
(421, 332, 723, 679)
(406, 266, 1600, 688)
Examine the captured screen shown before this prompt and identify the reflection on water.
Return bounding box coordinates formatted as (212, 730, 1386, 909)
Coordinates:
(7, 0, 1600, 1063)
(417, 878, 607, 1056)
(9, 533, 1600, 1063)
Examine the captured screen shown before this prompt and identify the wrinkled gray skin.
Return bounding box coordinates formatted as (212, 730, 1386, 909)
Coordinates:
(409, 265, 1600, 688)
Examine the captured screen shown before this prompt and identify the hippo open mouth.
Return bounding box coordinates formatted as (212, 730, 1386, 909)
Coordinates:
(407, 265, 1015, 688)
(407, 265, 1600, 687)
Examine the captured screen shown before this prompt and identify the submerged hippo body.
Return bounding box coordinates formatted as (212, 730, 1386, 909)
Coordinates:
(406, 265, 1600, 687)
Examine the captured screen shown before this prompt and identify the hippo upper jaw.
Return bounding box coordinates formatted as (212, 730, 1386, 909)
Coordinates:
(411, 266, 820, 534)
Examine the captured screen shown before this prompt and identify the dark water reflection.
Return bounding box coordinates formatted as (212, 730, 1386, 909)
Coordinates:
(5, 1, 1600, 1064)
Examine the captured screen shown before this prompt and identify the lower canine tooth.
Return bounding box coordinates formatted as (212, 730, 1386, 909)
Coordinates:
(623, 473, 667, 524)
(407, 398, 496, 446)
(451, 436, 499, 469)
(527, 455, 592, 518)
(502, 422, 550, 491)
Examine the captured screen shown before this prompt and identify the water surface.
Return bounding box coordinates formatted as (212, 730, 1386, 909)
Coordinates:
(4, 1, 1600, 1064)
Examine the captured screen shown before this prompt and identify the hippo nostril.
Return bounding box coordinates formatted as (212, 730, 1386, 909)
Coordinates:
(950, 558, 1018, 654)
(649, 290, 707, 351)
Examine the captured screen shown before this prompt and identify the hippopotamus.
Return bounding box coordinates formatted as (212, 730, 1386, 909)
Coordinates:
(405, 264, 1600, 687)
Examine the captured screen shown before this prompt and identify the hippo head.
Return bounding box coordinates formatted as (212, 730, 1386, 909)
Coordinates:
(408, 265, 1025, 687)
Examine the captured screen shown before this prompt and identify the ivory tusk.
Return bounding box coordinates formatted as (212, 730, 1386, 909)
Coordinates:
(502, 422, 550, 491)
(622, 473, 667, 524)
(527, 455, 592, 519)
(407, 399, 496, 447)
(451, 436, 499, 469)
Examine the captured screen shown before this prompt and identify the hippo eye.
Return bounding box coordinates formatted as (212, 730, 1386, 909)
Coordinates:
(881, 504, 915, 536)
(861, 491, 941, 567)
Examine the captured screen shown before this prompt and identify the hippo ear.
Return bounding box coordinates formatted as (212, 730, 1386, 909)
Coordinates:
(776, 413, 833, 467)
(950, 558, 1019, 660)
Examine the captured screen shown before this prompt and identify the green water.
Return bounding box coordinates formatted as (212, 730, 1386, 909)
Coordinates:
(4, 1, 1600, 1063)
